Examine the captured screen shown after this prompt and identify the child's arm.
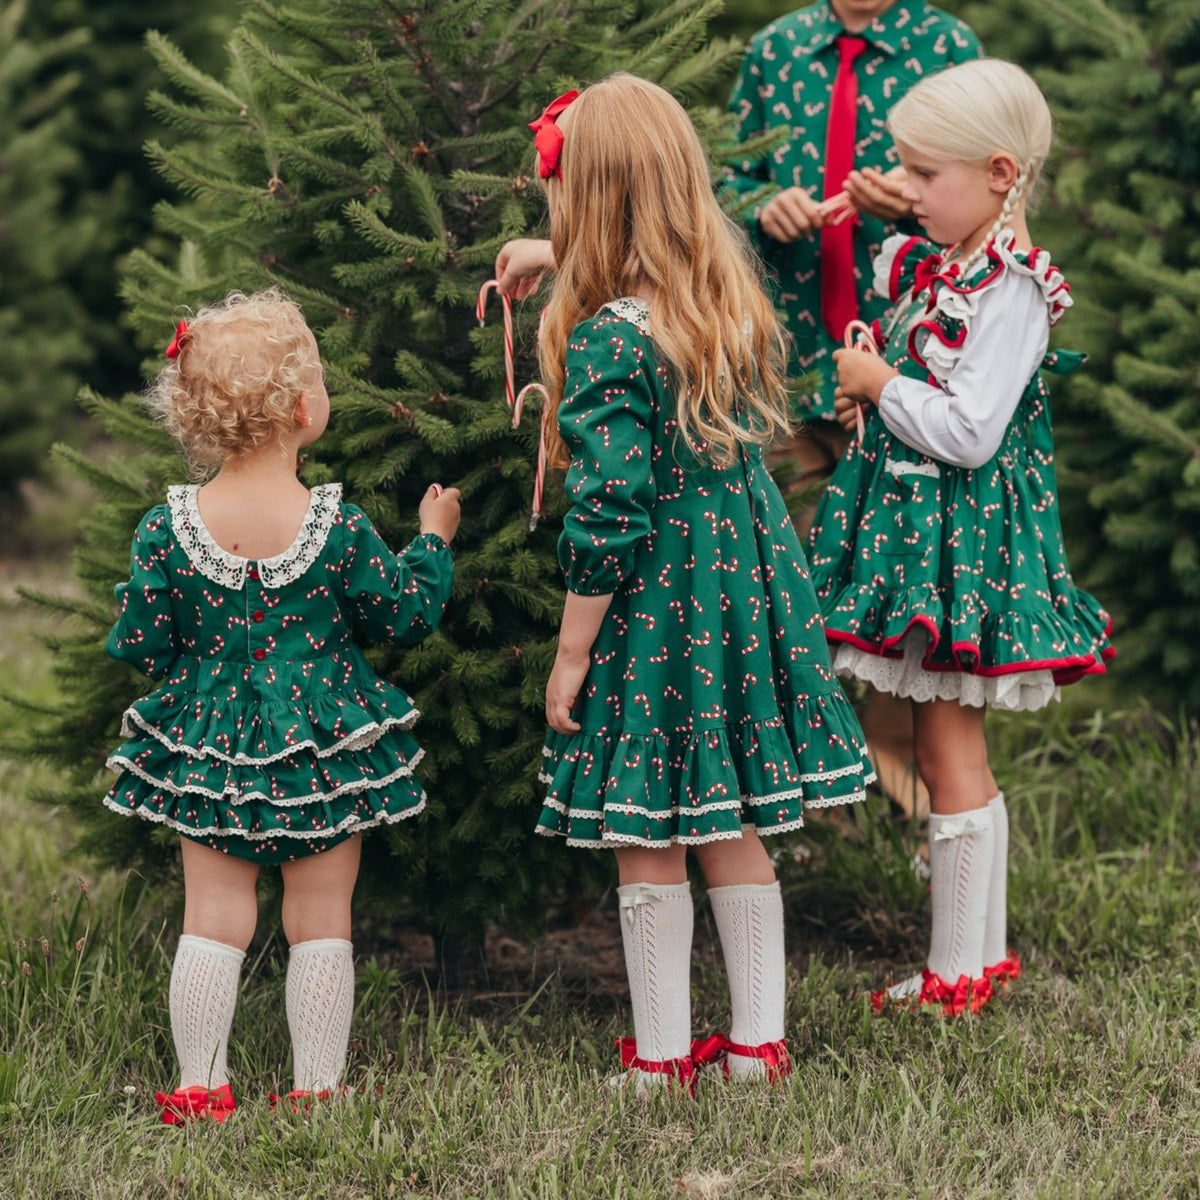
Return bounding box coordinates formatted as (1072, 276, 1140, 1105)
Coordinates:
(546, 593, 612, 733)
(339, 490, 458, 646)
(106, 508, 179, 680)
(495, 239, 554, 300)
(839, 273, 1050, 469)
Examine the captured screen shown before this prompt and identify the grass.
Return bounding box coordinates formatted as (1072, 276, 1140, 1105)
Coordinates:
(3, 568, 1200, 1197)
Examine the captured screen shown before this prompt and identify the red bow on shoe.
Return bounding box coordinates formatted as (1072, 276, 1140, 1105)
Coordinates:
(690, 1033, 793, 1083)
(156, 1083, 236, 1125)
(616, 1036, 697, 1096)
(529, 89, 579, 179)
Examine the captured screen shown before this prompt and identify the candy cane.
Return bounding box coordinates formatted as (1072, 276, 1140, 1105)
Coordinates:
(478, 279, 548, 530)
(842, 318, 879, 442)
(476, 279, 514, 413)
(818, 189, 856, 226)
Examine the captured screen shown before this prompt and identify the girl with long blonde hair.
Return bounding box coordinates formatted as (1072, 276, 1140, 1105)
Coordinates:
(496, 74, 873, 1091)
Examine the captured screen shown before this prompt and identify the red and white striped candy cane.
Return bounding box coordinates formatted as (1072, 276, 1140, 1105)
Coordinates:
(842, 318, 879, 442)
(476, 279, 515, 414)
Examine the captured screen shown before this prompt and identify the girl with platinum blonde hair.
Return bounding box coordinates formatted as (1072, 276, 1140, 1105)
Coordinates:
(496, 74, 874, 1092)
(807, 59, 1113, 1015)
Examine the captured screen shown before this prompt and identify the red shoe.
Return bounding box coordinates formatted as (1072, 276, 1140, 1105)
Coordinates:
(156, 1083, 236, 1125)
(983, 951, 1022, 986)
(690, 1033, 792, 1083)
(268, 1086, 349, 1113)
(613, 1038, 698, 1096)
(871, 968, 993, 1016)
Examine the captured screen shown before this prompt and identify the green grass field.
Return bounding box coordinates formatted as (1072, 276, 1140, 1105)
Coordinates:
(3, 570, 1199, 1199)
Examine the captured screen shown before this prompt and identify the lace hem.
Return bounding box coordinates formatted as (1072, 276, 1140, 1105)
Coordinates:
(104, 793, 425, 841)
(106, 748, 424, 807)
(167, 483, 343, 590)
(118, 705, 419, 766)
(832, 637, 1060, 712)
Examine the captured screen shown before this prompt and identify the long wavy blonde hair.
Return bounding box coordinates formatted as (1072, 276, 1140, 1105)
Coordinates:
(537, 74, 791, 469)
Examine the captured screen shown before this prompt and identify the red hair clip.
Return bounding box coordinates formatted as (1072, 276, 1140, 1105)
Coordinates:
(529, 89, 579, 180)
(165, 320, 190, 359)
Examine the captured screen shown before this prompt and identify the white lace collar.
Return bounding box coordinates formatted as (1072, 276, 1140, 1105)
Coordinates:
(601, 297, 651, 333)
(167, 483, 343, 590)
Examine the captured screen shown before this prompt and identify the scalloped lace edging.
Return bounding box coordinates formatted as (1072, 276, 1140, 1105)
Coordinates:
(104, 792, 426, 841)
(167, 483, 343, 590)
(107, 748, 425, 806)
(832, 639, 1060, 712)
(118, 705, 419, 766)
(600, 297, 651, 334)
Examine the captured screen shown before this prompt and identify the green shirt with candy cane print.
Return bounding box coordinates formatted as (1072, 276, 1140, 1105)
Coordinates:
(724, 0, 980, 420)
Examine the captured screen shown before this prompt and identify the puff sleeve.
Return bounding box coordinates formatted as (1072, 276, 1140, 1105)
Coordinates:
(106, 506, 179, 680)
(338, 506, 453, 645)
(556, 318, 658, 596)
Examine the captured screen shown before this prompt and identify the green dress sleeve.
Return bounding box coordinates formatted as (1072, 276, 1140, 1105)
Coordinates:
(557, 317, 658, 597)
(106, 506, 178, 680)
(338, 506, 454, 645)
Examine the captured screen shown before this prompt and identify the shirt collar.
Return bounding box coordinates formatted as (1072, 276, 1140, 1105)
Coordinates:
(805, 1, 929, 57)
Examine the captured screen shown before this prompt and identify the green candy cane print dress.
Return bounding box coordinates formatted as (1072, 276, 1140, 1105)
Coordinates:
(105, 484, 453, 863)
(806, 231, 1113, 708)
(537, 299, 875, 849)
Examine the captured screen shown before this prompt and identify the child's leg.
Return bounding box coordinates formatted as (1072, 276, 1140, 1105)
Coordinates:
(885, 700, 995, 1006)
(613, 846, 692, 1082)
(695, 833, 788, 1079)
(278, 835, 361, 1093)
(174, 839, 259, 1090)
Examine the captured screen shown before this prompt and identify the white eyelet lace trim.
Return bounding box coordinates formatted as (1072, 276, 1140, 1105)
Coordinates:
(167, 483, 343, 590)
(601, 297, 651, 333)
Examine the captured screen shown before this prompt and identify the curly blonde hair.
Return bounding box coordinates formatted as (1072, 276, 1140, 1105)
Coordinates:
(147, 287, 323, 476)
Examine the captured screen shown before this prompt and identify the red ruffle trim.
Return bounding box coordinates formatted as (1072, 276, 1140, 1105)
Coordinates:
(870, 967, 994, 1017)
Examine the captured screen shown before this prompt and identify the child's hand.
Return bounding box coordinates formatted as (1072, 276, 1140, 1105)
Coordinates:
(842, 166, 911, 221)
(419, 484, 462, 544)
(495, 239, 554, 300)
(546, 648, 589, 734)
(832, 347, 898, 406)
(833, 387, 862, 434)
(759, 187, 824, 242)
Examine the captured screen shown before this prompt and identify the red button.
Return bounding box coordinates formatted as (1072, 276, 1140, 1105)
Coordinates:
(252, 648, 266, 661)
(252, 610, 265, 622)
(248, 568, 260, 581)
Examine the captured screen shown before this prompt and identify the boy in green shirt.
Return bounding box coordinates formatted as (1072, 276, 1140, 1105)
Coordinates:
(726, 0, 981, 438)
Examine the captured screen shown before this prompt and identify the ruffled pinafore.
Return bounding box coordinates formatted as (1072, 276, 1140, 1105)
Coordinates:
(806, 232, 1113, 709)
(536, 299, 875, 848)
(104, 484, 453, 862)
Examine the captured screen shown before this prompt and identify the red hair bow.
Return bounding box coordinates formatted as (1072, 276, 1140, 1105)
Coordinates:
(165, 320, 190, 359)
(529, 89, 579, 180)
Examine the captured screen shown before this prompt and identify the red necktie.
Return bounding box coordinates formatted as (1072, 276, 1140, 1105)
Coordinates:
(820, 35, 869, 342)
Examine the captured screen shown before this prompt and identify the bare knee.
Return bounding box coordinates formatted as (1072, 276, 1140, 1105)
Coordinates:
(693, 831, 776, 889)
(180, 840, 259, 950)
(280, 837, 361, 944)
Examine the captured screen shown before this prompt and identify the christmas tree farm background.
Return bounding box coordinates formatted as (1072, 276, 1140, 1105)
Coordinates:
(2, 1, 1199, 1194)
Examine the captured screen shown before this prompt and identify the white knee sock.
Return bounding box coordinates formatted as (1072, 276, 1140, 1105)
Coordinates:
(926, 806, 995, 983)
(983, 793, 1009, 968)
(709, 882, 786, 1080)
(169, 934, 245, 1091)
(286, 938, 355, 1092)
(617, 882, 693, 1073)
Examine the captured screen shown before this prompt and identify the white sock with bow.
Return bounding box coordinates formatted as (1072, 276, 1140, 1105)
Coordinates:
(616, 882, 693, 1084)
(709, 882, 786, 1079)
(888, 806, 995, 1000)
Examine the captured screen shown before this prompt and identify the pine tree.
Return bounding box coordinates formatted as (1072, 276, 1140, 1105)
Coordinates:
(17, 0, 744, 958)
(961, 0, 1200, 710)
(0, 1, 91, 517)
